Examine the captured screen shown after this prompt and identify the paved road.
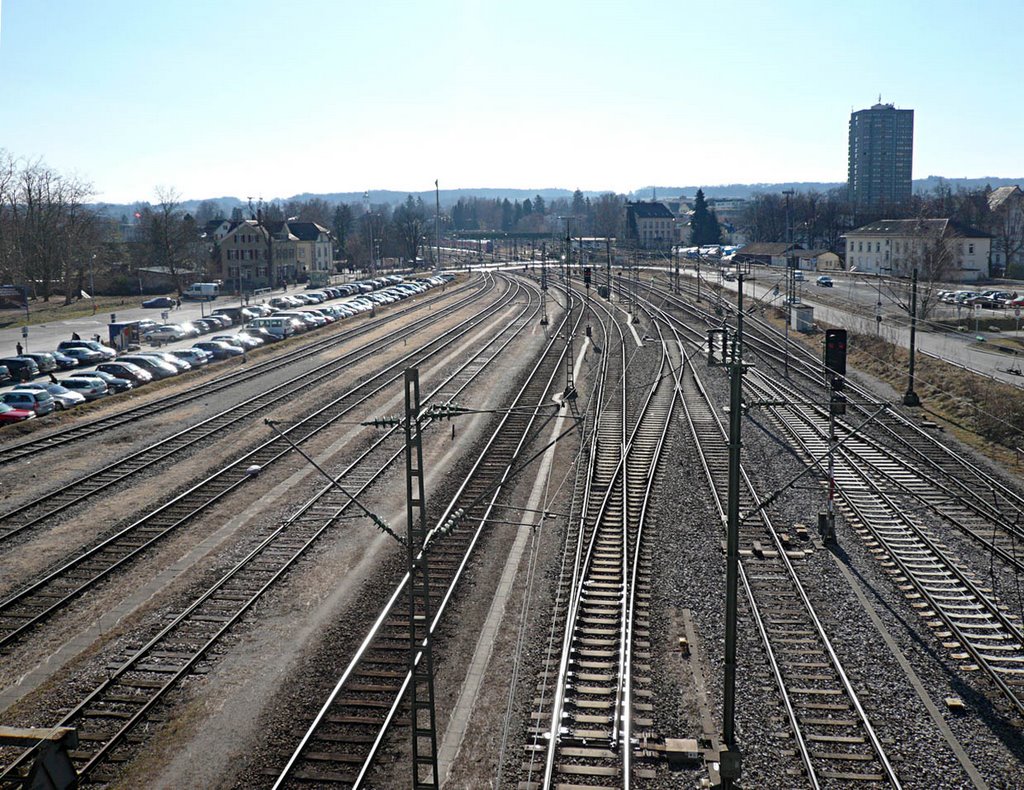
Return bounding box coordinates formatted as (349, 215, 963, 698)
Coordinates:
(705, 270, 1024, 389)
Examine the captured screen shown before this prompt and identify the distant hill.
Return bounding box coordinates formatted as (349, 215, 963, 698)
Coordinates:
(632, 176, 1024, 201)
(91, 177, 1024, 217)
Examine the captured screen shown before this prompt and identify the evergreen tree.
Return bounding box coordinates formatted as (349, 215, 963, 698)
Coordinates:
(689, 189, 722, 246)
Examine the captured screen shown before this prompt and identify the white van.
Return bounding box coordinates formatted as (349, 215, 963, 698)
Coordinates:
(246, 317, 295, 339)
(182, 282, 220, 300)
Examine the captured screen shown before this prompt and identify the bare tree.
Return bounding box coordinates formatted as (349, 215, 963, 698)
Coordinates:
(592, 193, 625, 240)
(135, 187, 196, 295)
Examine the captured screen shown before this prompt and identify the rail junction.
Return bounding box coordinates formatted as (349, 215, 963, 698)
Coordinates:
(0, 265, 1023, 789)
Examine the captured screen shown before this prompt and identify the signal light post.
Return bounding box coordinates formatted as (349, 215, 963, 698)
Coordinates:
(822, 329, 847, 543)
(707, 274, 749, 788)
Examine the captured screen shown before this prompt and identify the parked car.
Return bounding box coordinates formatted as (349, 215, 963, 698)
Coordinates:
(22, 352, 58, 373)
(213, 333, 260, 350)
(68, 370, 133, 393)
(816, 275, 834, 287)
(2, 388, 56, 415)
(0, 356, 40, 382)
(16, 382, 87, 410)
(117, 355, 180, 380)
(244, 326, 281, 344)
(205, 315, 233, 329)
(59, 346, 106, 364)
(142, 324, 188, 343)
(191, 319, 217, 334)
(0, 402, 35, 425)
(137, 351, 191, 372)
(97, 361, 153, 386)
(170, 348, 210, 367)
(0, 364, 10, 385)
(192, 340, 243, 360)
(60, 377, 109, 401)
(56, 340, 117, 361)
(210, 335, 245, 350)
(142, 296, 176, 309)
(967, 290, 1012, 309)
(51, 351, 80, 370)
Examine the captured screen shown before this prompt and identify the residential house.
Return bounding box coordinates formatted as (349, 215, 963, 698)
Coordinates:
(842, 219, 990, 283)
(269, 221, 334, 279)
(216, 219, 334, 291)
(626, 202, 676, 249)
(987, 186, 1024, 277)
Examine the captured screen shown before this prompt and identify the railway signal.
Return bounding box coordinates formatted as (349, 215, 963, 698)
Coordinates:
(823, 328, 847, 390)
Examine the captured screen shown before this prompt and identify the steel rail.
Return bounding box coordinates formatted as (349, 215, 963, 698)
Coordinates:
(273, 282, 577, 788)
(670, 319, 902, 788)
(540, 294, 674, 789)
(541, 306, 628, 789)
(0, 277, 544, 787)
(0, 276, 523, 650)
(0, 278, 499, 546)
(745, 369, 1024, 719)
(0, 277, 482, 466)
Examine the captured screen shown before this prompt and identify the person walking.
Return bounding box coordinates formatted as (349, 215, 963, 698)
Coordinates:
(71, 332, 81, 341)
(15, 341, 23, 356)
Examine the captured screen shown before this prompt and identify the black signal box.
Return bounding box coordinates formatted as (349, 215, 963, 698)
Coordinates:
(824, 329, 847, 388)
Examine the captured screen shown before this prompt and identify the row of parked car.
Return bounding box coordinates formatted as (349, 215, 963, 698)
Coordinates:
(0, 274, 453, 427)
(938, 289, 1024, 309)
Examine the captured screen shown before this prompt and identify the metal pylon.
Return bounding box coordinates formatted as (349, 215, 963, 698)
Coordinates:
(563, 233, 577, 414)
(404, 368, 439, 790)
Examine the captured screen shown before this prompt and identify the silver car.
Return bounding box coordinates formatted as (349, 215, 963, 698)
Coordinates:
(14, 382, 87, 410)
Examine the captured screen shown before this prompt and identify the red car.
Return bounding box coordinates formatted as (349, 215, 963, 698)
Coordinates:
(0, 402, 36, 425)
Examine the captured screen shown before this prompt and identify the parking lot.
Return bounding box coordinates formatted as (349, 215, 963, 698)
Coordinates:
(0, 275, 451, 426)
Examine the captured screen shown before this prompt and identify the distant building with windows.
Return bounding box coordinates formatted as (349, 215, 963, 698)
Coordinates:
(843, 219, 990, 282)
(214, 219, 333, 290)
(848, 101, 914, 211)
(625, 202, 675, 248)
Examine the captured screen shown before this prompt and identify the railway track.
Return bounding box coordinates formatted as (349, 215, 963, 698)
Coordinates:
(0, 276, 531, 652)
(270, 284, 580, 788)
(0, 277, 481, 468)
(0, 277, 495, 547)
(518, 300, 676, 789)
(673, 327, 900, 788)
(644, 274, 1024, 579)
(744, 369, 1024, 722)
(0, 276, 546, 788)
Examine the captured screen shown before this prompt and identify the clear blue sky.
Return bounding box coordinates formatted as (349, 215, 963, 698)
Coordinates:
(1, 0, 1021, 204)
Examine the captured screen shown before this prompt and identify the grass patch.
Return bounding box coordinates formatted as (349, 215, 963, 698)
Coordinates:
(0, 294, 166, 329)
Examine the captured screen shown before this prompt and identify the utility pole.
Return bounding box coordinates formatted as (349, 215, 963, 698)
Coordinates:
(564, 227, 575, 404)
(404, 369, 440, 789)
(606, 237, 612, 299)
(903, 268, 921, 407)
(708, 275, 747, 789)
(434, 180, 442, 275)
(540, 244, 549, 328)
(783, 189, 795, 378)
